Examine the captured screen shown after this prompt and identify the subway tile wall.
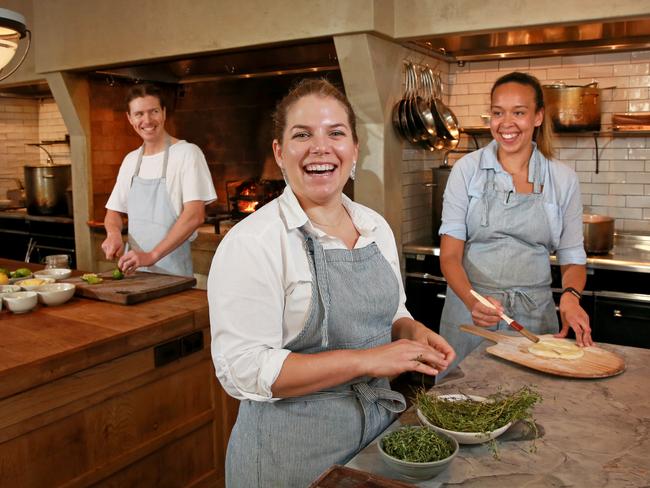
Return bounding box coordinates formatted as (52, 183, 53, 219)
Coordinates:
(0, 98, 39, 199)
(402, 48, 650, 242)
(37, 98, 71, 165)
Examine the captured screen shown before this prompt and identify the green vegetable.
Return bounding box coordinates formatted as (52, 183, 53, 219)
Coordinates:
(9, 267, 31, 278)
(415, 386, 541, 434)
(81, 273, 103, 285)
(0, 267, 9, 277)
(381, 426, 454, 463)
(112, 268, 124, 280)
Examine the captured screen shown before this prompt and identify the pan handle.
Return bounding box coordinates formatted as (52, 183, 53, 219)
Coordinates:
(459, 324, 506, 343)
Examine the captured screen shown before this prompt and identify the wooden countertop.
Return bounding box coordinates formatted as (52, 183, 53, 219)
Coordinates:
(0, 259, 209, 400)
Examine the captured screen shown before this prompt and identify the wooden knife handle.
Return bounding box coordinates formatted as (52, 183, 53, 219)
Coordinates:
(459, 324, 506, 343)
(513, 323, 540, 343)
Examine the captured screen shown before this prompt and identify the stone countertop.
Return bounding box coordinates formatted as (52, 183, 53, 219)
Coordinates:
(346, 342, 650, 486)
(404, 234, 650, 273)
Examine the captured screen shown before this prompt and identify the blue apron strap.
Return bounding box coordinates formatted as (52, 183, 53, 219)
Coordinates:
(302, 230, 331, 348)
(352, 382, 406, 414)
(481, 169, 496, 227)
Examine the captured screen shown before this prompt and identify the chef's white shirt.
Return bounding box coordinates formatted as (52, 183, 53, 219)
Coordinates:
(208, 186, 412, 402)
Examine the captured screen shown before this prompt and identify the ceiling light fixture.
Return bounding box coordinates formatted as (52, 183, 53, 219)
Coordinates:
(0, 7, 30, 82)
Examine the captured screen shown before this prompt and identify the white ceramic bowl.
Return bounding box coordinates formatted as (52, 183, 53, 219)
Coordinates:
(378, 426, 458, 480)
(416, 394, 513, 445)
(36, 283, 76, 306)
(3, 291, 38, 314)
(15, 277, 55, 291)
(34, 268, 73, 281)
(0, 284, 22, 312)
(8, 272, 33, 284)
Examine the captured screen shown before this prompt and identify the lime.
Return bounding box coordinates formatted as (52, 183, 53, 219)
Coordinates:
(112, 268, 124, 280)
(15, 268, 32, 277)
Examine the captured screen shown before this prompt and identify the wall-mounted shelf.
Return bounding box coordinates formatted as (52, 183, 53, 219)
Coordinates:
(458, 127, 648, 174)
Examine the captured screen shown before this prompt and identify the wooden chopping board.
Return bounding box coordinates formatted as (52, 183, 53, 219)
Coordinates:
(460, 324, 625, 378)
(309, 465, 415, 487)
(62, 271, 196, 305)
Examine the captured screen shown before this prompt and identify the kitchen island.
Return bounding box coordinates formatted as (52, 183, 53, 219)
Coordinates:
(0, 259, 238, 487)
(346, 341, 650, 486)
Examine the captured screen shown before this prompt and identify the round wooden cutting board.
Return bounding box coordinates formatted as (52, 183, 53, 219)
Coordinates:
(459, 325, 626, 378)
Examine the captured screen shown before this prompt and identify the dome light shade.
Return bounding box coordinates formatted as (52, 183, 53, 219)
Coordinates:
(0, 7, 30, 80)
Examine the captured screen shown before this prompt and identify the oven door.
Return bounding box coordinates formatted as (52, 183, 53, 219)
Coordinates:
(405, 272, 447, 334)
(593, 292, 650, 348)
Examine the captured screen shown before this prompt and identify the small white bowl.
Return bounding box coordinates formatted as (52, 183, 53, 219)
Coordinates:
(8, 272, 33, 284)
(417, 394, 513, 445)
(36, 283, 76, 306)
(0, 285, 21, 294)
(34, 268, 72, 281)
(378, 426, 458, 480)
(3, 291, 38, 314)
(0, 284, 22, 312)
(15, 277, 55, 291)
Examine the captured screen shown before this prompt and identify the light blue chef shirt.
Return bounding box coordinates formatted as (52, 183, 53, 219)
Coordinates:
(439, 140, 587, 266)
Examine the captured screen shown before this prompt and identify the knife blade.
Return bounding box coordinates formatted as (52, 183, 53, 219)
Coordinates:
(469, 289, 540, 343)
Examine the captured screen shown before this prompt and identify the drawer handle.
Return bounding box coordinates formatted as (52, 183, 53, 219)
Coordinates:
(436, 293, 446, 299)
(154, 331, 204, 368)
(613, 309, 622, 318)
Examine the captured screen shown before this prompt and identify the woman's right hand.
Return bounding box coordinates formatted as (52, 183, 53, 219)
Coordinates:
(470, 295, 503, 327)
(359, 339, 449, 378)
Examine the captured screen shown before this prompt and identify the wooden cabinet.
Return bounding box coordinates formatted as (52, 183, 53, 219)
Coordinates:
(0, 260, 239, 487)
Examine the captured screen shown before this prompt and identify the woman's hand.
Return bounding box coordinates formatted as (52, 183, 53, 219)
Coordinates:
(556, 294, 593, 346)
(470, 295, 503, 327)
(359, 338, 451, 378)
(384, 318, 456, 376)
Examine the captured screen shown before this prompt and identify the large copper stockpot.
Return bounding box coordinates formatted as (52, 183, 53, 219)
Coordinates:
(583, 214, 614, 254)
(543, 82, 601, 132)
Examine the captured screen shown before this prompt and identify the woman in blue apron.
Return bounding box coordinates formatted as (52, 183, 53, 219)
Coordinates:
(208, 79, 455, 487)
(438, 72, 593, 379)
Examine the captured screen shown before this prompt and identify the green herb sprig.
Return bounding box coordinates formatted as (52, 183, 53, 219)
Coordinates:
(415, 386, 541, 434)
(381, 426, 454, 463)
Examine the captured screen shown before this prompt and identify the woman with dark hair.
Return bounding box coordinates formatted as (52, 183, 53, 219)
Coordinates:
(438, 71, 592, 376)
(208, 78, 455, 486)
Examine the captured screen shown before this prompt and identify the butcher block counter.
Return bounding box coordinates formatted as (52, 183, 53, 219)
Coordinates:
(0, 259, 238, 487)
(346, 341, 650, 486)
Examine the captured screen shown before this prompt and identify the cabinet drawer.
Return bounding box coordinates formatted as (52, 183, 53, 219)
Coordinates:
(593, 297, 650, 348)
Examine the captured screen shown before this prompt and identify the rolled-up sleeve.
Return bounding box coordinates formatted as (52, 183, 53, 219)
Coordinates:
(555, 173, 587, 265)
(439, 157, 474, 241)
(208, 231, 290, 402)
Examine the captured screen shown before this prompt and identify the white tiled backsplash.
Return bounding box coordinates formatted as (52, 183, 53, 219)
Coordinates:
(402, 49, 650, 242)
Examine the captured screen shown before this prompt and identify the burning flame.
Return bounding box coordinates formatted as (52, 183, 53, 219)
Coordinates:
(238, 200, 258, 213)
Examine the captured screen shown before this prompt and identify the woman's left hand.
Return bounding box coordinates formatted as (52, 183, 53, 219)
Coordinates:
(555, 294, 593, 346)
(393, 318, 456, 371)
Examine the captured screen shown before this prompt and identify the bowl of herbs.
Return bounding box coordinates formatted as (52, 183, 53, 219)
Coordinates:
(378, 425, 458, 480)
(415, 386, 541, 445)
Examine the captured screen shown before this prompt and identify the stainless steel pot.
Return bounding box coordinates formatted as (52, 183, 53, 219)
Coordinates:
(583, 214, 614, 254)
(543, 82, 601, 132)
(24, 164, 72, 215)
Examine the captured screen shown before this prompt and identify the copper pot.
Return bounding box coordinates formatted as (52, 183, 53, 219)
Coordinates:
(583, 214, 614, 254)
(543, 82, 601, 132)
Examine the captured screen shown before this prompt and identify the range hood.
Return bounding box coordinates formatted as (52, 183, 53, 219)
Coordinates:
(91, 39, 339, 84)
(410, 18, 650, 62)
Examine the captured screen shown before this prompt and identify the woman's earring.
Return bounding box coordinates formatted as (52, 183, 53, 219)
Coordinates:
(350, 161, 357, 180)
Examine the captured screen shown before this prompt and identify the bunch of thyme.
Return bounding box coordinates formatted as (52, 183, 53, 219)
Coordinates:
(415, 386, 542, 434)
(381, 426, 455, 463)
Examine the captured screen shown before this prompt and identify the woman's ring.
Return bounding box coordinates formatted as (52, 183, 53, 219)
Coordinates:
(413, 353, 423, 363)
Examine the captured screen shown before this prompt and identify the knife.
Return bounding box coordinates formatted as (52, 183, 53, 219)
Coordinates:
(469, 289, 540, 343)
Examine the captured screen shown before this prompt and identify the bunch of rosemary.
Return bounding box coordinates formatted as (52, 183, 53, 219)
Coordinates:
(381, 426, 455, 463)
(415, 386, 542, 433)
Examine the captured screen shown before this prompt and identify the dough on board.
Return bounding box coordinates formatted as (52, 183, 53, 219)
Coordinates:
(528, 339, 585, 360)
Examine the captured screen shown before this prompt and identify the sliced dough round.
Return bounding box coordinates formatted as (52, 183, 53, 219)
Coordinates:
(528, 339, 584, 360)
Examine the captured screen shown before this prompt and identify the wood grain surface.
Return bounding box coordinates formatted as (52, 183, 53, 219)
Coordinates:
(309, 465, 416, 487)
(62, 271, 196, 305)
(459, 325, 626, 378)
